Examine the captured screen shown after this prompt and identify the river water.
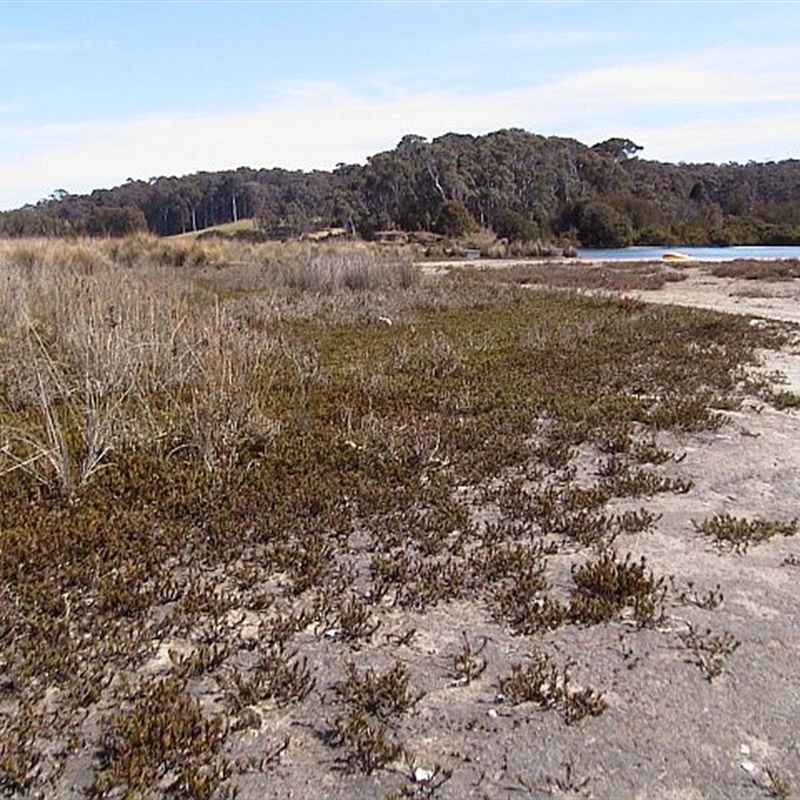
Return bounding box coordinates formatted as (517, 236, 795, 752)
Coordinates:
(577, 245, 800, 262)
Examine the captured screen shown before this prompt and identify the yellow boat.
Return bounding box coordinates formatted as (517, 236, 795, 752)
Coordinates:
(662, 252, 693, 262)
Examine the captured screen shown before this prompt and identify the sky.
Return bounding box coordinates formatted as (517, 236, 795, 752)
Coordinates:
(1, 0, 799, 210)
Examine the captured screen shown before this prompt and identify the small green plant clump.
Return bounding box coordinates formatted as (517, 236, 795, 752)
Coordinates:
(450, 632, 488, 685)
(568, 550, 666, 626)
(488, 541, 567, 634)
(334, 661, 421, 722)
(694, 513, 797, 553)
(498, 650, 607, 725)
(765, 765, 792, 799)
(91, 677, 233, 799)
(678, 624, 741, 681)
(0, 707, 40, 796)
(767, 389, 800, 410)
(669, 578, 724, 610)
(225, 646, 315, 710)
(327, 661, 422, 774)
(499, 651, 564, 710)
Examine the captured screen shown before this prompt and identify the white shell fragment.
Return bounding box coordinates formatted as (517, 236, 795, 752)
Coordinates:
(414, 767, 435, 783)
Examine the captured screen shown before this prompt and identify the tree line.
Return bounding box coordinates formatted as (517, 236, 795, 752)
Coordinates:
(2, 128, 800, 247)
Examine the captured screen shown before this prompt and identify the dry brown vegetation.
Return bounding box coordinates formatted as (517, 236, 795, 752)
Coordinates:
(449, 259, 689, 293)
(0, 237, 798, 798)
(710, 259, 800, 281)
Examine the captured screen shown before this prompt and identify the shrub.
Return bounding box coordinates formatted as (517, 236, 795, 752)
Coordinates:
(491, 208, 539, 243)
(434, 201, 477, 238)
(92, 677, 232, 799)
(572, 201, 634, 248)
(569, 551, 666, 626)
(694, 513, 797, 553)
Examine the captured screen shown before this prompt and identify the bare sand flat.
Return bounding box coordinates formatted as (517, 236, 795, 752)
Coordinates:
(285, 259, 800, 800)
(236, 263, 800, 799)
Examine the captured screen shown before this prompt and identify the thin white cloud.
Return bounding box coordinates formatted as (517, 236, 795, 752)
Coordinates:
(533, 52, 800, 110)
(259, 79, 361, 107)
(1, 47, 799, 210)
(626, 110, 800, 164)
(0, 40, 81, 54)
(488, 29, 625, 50)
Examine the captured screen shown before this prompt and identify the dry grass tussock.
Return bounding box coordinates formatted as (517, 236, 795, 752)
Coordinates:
(0, 246, 219, 492)
(0, 238, 422, 496)
(0, 236, 797, 797)
(0, 234, 418, 276)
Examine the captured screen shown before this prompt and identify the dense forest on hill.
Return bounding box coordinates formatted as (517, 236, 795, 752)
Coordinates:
(3, 128, 800, 247)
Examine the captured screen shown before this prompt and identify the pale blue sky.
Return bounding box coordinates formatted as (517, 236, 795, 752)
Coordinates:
(1, 1, 799, 210)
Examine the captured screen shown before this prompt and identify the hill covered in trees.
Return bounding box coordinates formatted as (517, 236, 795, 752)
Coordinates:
(3, 128, 800, 247)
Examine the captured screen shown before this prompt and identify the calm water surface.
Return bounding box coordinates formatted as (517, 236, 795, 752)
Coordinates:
(578, 246, 800, 262)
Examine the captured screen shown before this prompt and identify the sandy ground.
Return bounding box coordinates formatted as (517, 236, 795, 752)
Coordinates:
(35, 262, 800, 799)
(630, 265, 800, 326)
(235, 264, 800, 800)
